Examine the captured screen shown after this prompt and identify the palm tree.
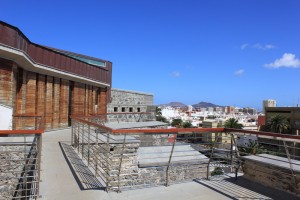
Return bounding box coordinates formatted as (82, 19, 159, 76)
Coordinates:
(239, 140, 265, 155)
(183, 121, 193, 128)
(224, 118, 244, 129)
(266, 115, 290, 133)
(156, 107, 162, 116)
(171, 119, 183, 128)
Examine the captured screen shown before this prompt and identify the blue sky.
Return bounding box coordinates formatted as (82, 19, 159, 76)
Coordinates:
(1, 0, 300, 110)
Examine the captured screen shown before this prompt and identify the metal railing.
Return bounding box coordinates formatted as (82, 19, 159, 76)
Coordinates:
(0, 115, 43, 199)
(13, 115, 44, 130)
(70, 114, 300, 194)
(74, 112, 156, 125)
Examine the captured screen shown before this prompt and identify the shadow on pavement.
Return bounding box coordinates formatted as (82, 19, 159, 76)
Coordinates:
(59, 142, 104, 191)
(195, 175, 299, 200)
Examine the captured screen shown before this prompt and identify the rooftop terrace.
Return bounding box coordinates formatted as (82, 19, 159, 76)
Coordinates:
(1, 113, 300, 199)
(38, 129, 299, 200)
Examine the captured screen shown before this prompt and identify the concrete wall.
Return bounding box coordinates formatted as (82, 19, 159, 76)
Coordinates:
(0, 105, 12, 130)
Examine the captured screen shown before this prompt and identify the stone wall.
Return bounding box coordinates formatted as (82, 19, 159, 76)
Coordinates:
(242, 154, 300, 196)
(108, 89, 155, 121)
(87, 135, 207, 191)
(0, 143, 38, 199)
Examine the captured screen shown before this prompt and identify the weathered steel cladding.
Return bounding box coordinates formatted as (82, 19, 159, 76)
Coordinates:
(0, 21, 112, 85)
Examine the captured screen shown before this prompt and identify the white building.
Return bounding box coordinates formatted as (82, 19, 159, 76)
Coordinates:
(187, 105, 193, 112)
(161, 107, 181, 120)
(262, 99, 276, 114)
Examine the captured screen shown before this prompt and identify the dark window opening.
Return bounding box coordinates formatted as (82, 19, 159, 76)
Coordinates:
(129, 107, 133, 112)
(95, 88, 99, 106)
(68, 81, 74, 126)
(114, 107, 118, 112)
(137, 107, 140, 112)
(122, 107, 125, 112)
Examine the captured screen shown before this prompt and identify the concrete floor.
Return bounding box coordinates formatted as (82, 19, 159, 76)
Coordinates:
(39, 129, 297, 200)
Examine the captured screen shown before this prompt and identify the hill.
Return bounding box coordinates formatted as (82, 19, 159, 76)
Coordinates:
(159, 102, 187, 107)
(192, 101, 221, 108)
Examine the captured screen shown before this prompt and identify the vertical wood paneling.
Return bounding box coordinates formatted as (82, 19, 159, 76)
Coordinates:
(0, 59, 13, 107)
(25, 72, 36, 127)
(98, 88, 107, 114)
(25, 72, 36, 114)
(52, 77, 60, 129)
(72, 82, 85, 116)
(59, 79, 69, 128)
(36, 74, 45, 119)
(45, 76, 53, 129)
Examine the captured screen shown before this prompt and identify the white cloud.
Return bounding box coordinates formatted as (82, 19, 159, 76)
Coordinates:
(241, 43, 275, 50)
(241, 44, 249, 50)
(234, 69, 244, 76)
(265, 53, 300, 68)
(170, 71, 180, 77)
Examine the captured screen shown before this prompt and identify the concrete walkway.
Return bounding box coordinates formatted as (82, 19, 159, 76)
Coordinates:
(39, 129, 294, 200)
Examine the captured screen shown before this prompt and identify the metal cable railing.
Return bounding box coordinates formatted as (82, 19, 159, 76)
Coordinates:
(0, 116, 43, 199)
(70, 114, 300, 194)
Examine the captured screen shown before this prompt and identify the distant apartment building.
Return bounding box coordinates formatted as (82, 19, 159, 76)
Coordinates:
(263, 99, 276, 114)
(201, 120, 231, 144)
(225, 106, 235, 114)
(243, 107, 257, 115)
(0, 21, 112, 130)
(265, 107, 300, 135)
(214, 107, 223, 113)
(207, 107, 214, 112)
(108, 88, 154, 113)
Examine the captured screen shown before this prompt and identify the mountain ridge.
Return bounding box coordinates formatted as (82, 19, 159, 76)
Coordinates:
(158, 101, 222, 108)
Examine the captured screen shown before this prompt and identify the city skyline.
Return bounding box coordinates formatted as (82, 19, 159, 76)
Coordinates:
(1, 0, 300, 109)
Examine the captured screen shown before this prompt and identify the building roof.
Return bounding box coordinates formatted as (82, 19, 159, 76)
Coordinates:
(104, 121, 167, 129)
(0, 20, 112, 87)
(137, 144, 209, 167)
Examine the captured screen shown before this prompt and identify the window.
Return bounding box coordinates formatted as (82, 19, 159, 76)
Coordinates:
(122, 107, 125, 112)
(114, 107, 118, 112)
(129, 107, 133, 112)
(137, 107, 140, 112)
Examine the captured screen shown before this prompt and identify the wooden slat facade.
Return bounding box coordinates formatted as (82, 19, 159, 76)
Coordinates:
(0, 21, 111, 130)
(0, 64, 108, 130)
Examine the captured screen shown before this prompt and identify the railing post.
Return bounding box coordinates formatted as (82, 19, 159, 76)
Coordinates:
(117, 134, 127, 192)
(88, 124, 90, 166)
(283, 140, 298, 187)
(166, 133, 177, 186)
(71, 118, 74, 146)
(207, 136, 217, 180)
(105, 131, 111, 192)
(81, 123, 84, 157)
(37, 134, 42, 198)
(95, 131, 99, 176)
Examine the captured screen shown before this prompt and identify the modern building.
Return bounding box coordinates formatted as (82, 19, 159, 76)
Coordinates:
(262, 99, 276, 114)
(0, 21, 112, 130)
(265, 107, 300, 135)
(187, 105, 193, 112)
(225, 106, 235, 114)
(243, 107, 257, 115)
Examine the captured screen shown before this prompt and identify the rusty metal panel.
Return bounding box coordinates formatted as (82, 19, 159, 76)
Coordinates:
(0, 21, 112, 85)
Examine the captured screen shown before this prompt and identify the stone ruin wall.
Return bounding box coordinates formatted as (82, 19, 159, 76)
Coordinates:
(242, 158, 300, 196)
(0, 145, 32, 199)
(101, 137, 207, 190)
